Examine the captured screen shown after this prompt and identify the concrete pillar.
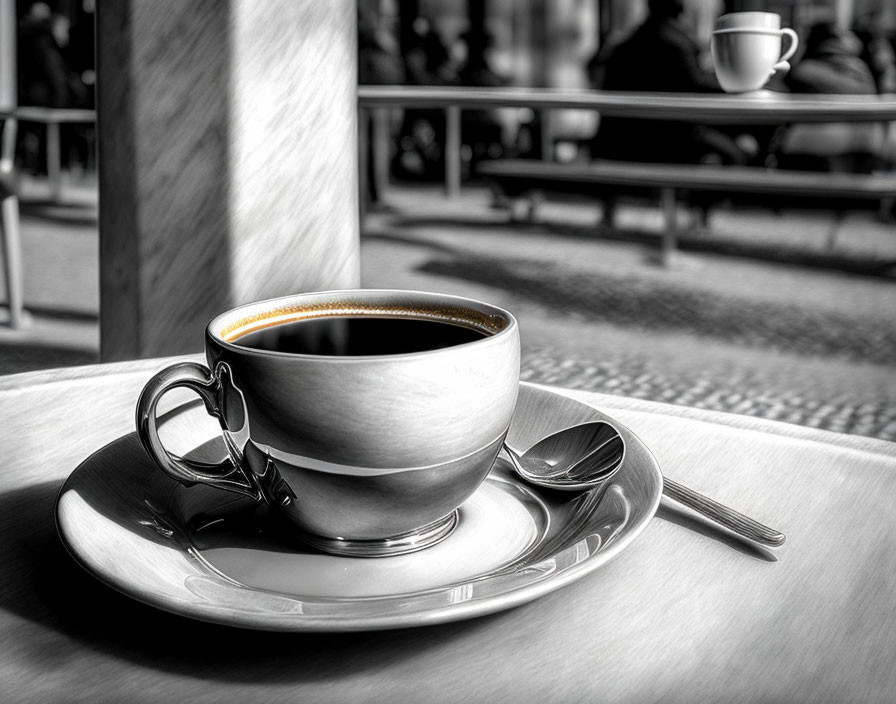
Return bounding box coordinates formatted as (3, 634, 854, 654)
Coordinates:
(97, 0, 361, 361)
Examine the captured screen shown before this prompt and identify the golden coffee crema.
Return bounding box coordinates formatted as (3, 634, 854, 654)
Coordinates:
(219, 302, 508, 343)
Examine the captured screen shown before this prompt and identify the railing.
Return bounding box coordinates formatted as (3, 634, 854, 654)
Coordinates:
(6, 88, 896, 205)
(357, 85, 896, 200)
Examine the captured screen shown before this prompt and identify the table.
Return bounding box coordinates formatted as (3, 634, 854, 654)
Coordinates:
(0, 107, 96, 329)
(2, 358, 895, 703)
(358, 85, 896, 200)
(358, 86, 896, 123)
(9, 107, 96, 203)
(0, 115, 23, 328)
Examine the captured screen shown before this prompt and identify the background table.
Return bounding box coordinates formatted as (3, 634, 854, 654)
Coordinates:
(358, 86, 896, 123)
(8, 107, 96, 203)
(358, 86, 896, 199)
(1, 358, 895, 703)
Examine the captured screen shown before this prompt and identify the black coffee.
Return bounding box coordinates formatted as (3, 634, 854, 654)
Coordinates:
(231, 316, 488, 356)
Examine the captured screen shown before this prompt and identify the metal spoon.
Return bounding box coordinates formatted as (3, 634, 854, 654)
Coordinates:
(503, 421, 785, 548)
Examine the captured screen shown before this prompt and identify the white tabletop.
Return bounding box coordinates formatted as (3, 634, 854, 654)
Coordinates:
(1, 358, 895, 703)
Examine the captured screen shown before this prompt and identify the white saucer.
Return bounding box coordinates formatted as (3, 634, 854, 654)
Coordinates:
(56, 383, 662, 631)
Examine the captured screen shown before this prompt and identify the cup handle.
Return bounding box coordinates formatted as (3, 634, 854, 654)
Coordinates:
(773, 28, 799, 72)
(136, 361, 262, 500)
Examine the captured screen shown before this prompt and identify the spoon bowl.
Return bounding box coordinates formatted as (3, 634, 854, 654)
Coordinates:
(503, 421, 625, 491)
(503, 420, 785, 548)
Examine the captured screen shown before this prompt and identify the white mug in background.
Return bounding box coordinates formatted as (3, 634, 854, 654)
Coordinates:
(711, 12, 799, 93)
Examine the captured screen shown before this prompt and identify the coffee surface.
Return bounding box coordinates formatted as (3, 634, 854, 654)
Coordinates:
(231, 315, 487, 356)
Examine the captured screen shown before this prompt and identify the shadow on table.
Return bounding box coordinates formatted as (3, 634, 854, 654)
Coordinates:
(406, 251, 896, 367)
(0, 342, 97, 375)
(0, 480, 502, 683)
(17, 305, 98, 323)
(656, 503, 778, 562)
(19, 200, 98, 229)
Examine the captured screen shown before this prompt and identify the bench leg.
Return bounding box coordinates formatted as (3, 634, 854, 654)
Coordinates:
(695, 205, 711, 233)
(525, 190, 544, 223)
(505, 197, 528, 223)
(826, 211, 844, 251)
(371, 107, 391, 204)
(358, 108, 369, 220)
(47, 122, 63, 202)
(599, 198, 617, 229)
(1, 193, 25, 328)
(660, 187, 678, 266)
(444, 105, 461, 199)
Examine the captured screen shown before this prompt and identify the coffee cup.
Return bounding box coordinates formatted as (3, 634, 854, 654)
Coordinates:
(136, 289, 520, 557)
(711, 12, 798, 93)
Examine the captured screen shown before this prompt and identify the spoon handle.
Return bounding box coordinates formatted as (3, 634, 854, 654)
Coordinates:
(662, 477, 786, 547)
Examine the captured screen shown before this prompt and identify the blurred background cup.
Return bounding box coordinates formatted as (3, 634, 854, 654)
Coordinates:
(711, 12, 799, 93)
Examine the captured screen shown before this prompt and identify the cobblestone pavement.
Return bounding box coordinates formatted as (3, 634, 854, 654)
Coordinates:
(464, 248, 896, 439)
(418, 255, 896, 366)
(519, 346, 896, 442)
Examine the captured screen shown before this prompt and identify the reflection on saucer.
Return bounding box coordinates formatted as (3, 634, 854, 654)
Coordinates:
(196, 474, 546, 598)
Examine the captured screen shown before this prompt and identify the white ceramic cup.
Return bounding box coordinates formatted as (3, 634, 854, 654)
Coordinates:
(136, 289, 520, 557)
(711, 12, 799, 93)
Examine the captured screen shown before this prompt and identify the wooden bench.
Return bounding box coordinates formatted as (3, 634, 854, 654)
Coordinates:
(477, 159, 896, 264)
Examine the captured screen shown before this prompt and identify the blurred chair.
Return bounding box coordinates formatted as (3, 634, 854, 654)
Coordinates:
(0, 116, 24, 328)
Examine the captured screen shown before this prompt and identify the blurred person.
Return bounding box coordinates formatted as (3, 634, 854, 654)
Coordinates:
(774, 22, 888, 173)
(786, 22, 877, 95)
(66, 0, 97, 107)
(359, 8, 404, 86)
(16, 1, 90, 175)
(456, 28, 507, 171)
(857, 27, 896, 95)
(588, 0, 752, 166)
(403, 16, 458, 87)
(855, 10, 896, 172)
(359, 3, 404, 205)
(17, 2, 87, 108)
(586, 25, 630, 91)
(456, 28, 503, 88)
(394, 16, 458, 181)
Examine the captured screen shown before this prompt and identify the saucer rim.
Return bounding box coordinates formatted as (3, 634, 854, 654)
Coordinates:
(56, 382, 662, 632)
